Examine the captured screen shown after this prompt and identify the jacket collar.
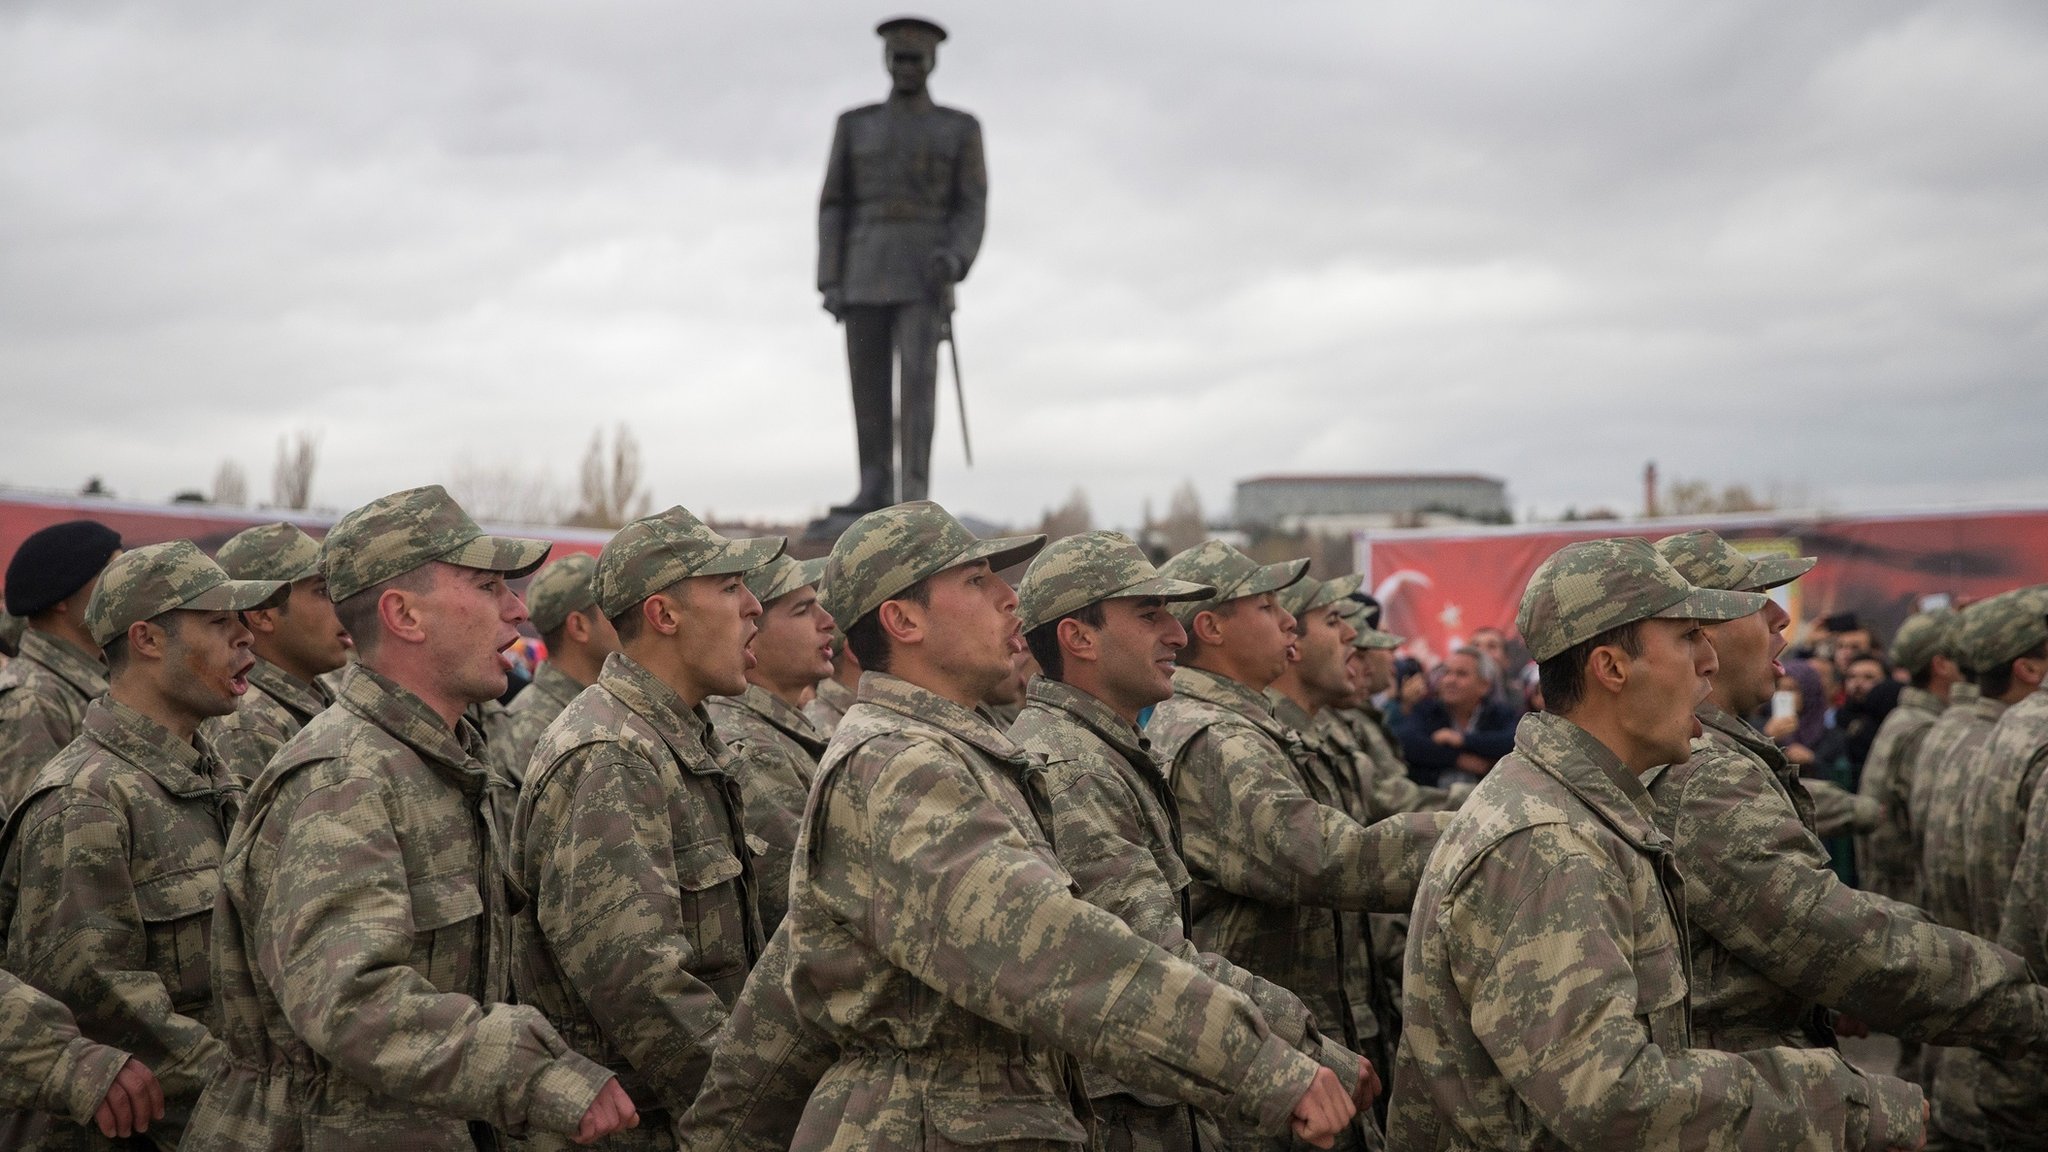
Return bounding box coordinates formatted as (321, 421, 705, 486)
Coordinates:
(1025, 678, 1152, 766)
(82, 696, 225, 799)
(526, 661, 587, 712)
(1974, 694, 2014, 725)
(732, 683, 826, 754)
(18, 629, 108, 699)
(336, 663, 489, 787)
(1513, 711, 1668, 852)
(1696, 700, 1787, 772)
(597, 651, 727, 774)
(1897, 685, 1945, 717)
(814, 678, 856, 713)
(857, 672, 1027, 764)
(246, 657, 329, 723)
(1172, 666, 1287, 738)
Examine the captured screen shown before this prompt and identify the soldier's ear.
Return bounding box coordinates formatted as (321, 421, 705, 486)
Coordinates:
(1056, 616, 1098, 666)
(1585, 643, 1630, 696)
(1190, 609, 1227, 648)
(878, 598, 925, 648)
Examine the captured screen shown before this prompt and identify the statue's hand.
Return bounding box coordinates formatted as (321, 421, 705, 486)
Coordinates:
(822, 288, 847, 320)
(925, 250, 963, 287)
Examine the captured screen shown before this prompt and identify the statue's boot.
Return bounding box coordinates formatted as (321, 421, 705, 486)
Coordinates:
(829, 465, 892, 516)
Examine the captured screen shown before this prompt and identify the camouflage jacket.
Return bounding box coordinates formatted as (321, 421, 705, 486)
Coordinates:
(707, 683, 825, 938)
(782, 673, 1324, 1152)
(203, 658, 331, 787)
(1644, 702, 2048, 1059)
(0, 698, 236, 1147)
(670, 922, 838, 1152)
(1010, 679, 1363, 1142)
(1855, 687, 1945, 906)
(1316, 707, 1453, 820)
(0, 968, 129, 1127)
(1147, 668, 1445, 1059)
(1387, 712, 1925, 1152)
(802, 678, 855, 740)
(502, 661, 586, 787)
(1961, 691, 2048, 943)
(1980, 749, 2048, 1146)
(1915, 694, 2010, 934)
(0, 631, 106, 817)
(512, 651, 763, 1129)
(185, 664, 612, 1151)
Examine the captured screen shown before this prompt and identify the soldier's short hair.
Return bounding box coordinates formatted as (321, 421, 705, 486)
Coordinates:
(1179, 597, 1242, 665)
(844, 579, 933, 675)
(333, 565, 438, 658)
(1023, 601, 1107, 684)
(103, 609, 183, 677)
(1978, 639, 2048, 698)
(1536, 620, 1644, 716)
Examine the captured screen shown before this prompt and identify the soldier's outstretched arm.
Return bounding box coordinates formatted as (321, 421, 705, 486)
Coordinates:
(810, 737, 1324, 1138)
(0, 967, 136, 1126)
(262, 772, 616, 1138)
(1667, 747, 2048, 1052)
(1443, 828, 1924, 1150)
(1175, 725, 1448, 913)
(12, 798, 224, 1102)
(672, 922, 838, 1152)
(532, 749, 738, 1114)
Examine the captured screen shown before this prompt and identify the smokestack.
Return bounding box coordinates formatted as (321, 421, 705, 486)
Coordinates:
(1644, 461, 1659, 519)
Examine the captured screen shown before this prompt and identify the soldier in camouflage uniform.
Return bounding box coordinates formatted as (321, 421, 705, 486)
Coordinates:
(1957, 589, 2048, 940)
(1980, 594, 2048, 1148)
(1918, 593, 2040, 938)
(204, 524, 352, 787)
(0, 970, 162, 1142)
(804, 624, 861, 739)
(1856, 609, 1961, 908)
(512, 506, 780, 1149)
(501, 553, 616, 778)
(186, 485, 636, 1150)
(1144, 541, 1448, 1150)
(0, 520, 121, 815)
(1389, 536, 1927, 1151)
(0, 540, 282, 1149)
(1011, 532, 1379, 1152)
(1318, 610, 1456, 821)
(706, 554, 833, 936)
(1640, 530, 2048, 1085)
(781, 502, 1360, 1152)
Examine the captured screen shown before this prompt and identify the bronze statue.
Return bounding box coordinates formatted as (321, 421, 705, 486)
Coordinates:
(817, 16, 987, 517)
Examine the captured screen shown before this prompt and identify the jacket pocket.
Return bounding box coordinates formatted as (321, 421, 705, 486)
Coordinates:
(407, 872, 484, 993)
(674, 837, 747, 984)
(135, 865, 218, 1013)
(1633, 940, 1688, 1051)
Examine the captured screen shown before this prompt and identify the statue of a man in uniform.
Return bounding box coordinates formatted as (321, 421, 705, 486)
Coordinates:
(817, 16, 987, 516)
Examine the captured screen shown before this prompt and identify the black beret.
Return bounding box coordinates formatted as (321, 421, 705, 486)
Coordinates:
(5, 520, 123, 618)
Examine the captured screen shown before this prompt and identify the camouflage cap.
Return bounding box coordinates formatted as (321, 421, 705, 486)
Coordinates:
(1889, 608, 1959, 675)
(1654, 529, 1816, 594)
(822, 501, 1045, 628)
(86, 540, 287, 646)
(595, 506, 786, 619)
(1014, 531, 1213, 634)
(1335, 599, 1403, 648)
(1157, 540, 1310, 624)
(1956, 588, 2048, 671)
(746, 555, 829, 608)
(523, 553, 600, 635)
(1517, 537, 1767, 663)
(323, 485, 551, 603)
(1276, 572, 1366, 621)
(215, 522, 322, 583)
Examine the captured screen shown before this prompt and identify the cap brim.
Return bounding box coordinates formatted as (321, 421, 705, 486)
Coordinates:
(1238, 557, 1311, 599)
(1307, 572, 1367, 612)
(950, 533, 1047, 576)
(1743, 555, 1817, 592)
(796, 556, 829, 588)
(187, 578, 290, 613)
(441, 534, 553, 581)
(699, 536, 789, 578)
(1656, 585, 1768, 623)
(1113, 575, 1215, 604)
(1353, 627, 1404, 649)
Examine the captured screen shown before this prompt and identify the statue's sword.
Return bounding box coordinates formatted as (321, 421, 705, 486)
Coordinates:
(941, 314, 972, 467)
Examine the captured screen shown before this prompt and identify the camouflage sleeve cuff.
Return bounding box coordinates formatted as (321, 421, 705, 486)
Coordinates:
(52, 1037, 129, 1127)
(526, 1052, 616, 1137)
(1310, 1032, 1361, 1100)
(1240, 1031, 1322, 1136)
(1854, 1071, 1924, 1152)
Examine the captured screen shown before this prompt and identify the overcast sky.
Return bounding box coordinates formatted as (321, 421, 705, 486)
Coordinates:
(3, 1, 2044, 529)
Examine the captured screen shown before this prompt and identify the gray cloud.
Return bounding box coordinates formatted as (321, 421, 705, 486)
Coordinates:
(2, 1, 2043, 528)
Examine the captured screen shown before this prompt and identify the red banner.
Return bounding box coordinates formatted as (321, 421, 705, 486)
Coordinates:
(1361, 506, 2048, 666)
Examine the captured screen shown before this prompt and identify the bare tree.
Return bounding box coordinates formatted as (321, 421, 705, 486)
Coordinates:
(272, 432, 319, 511)
(566, 425, 651, 529)
(1152, 480, 1208, 556)
(446, 456, 568, 527)
(212, 460, 249, 506)
(1661, 477, 1774, 517)
(1037, 488, 1093, 541)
